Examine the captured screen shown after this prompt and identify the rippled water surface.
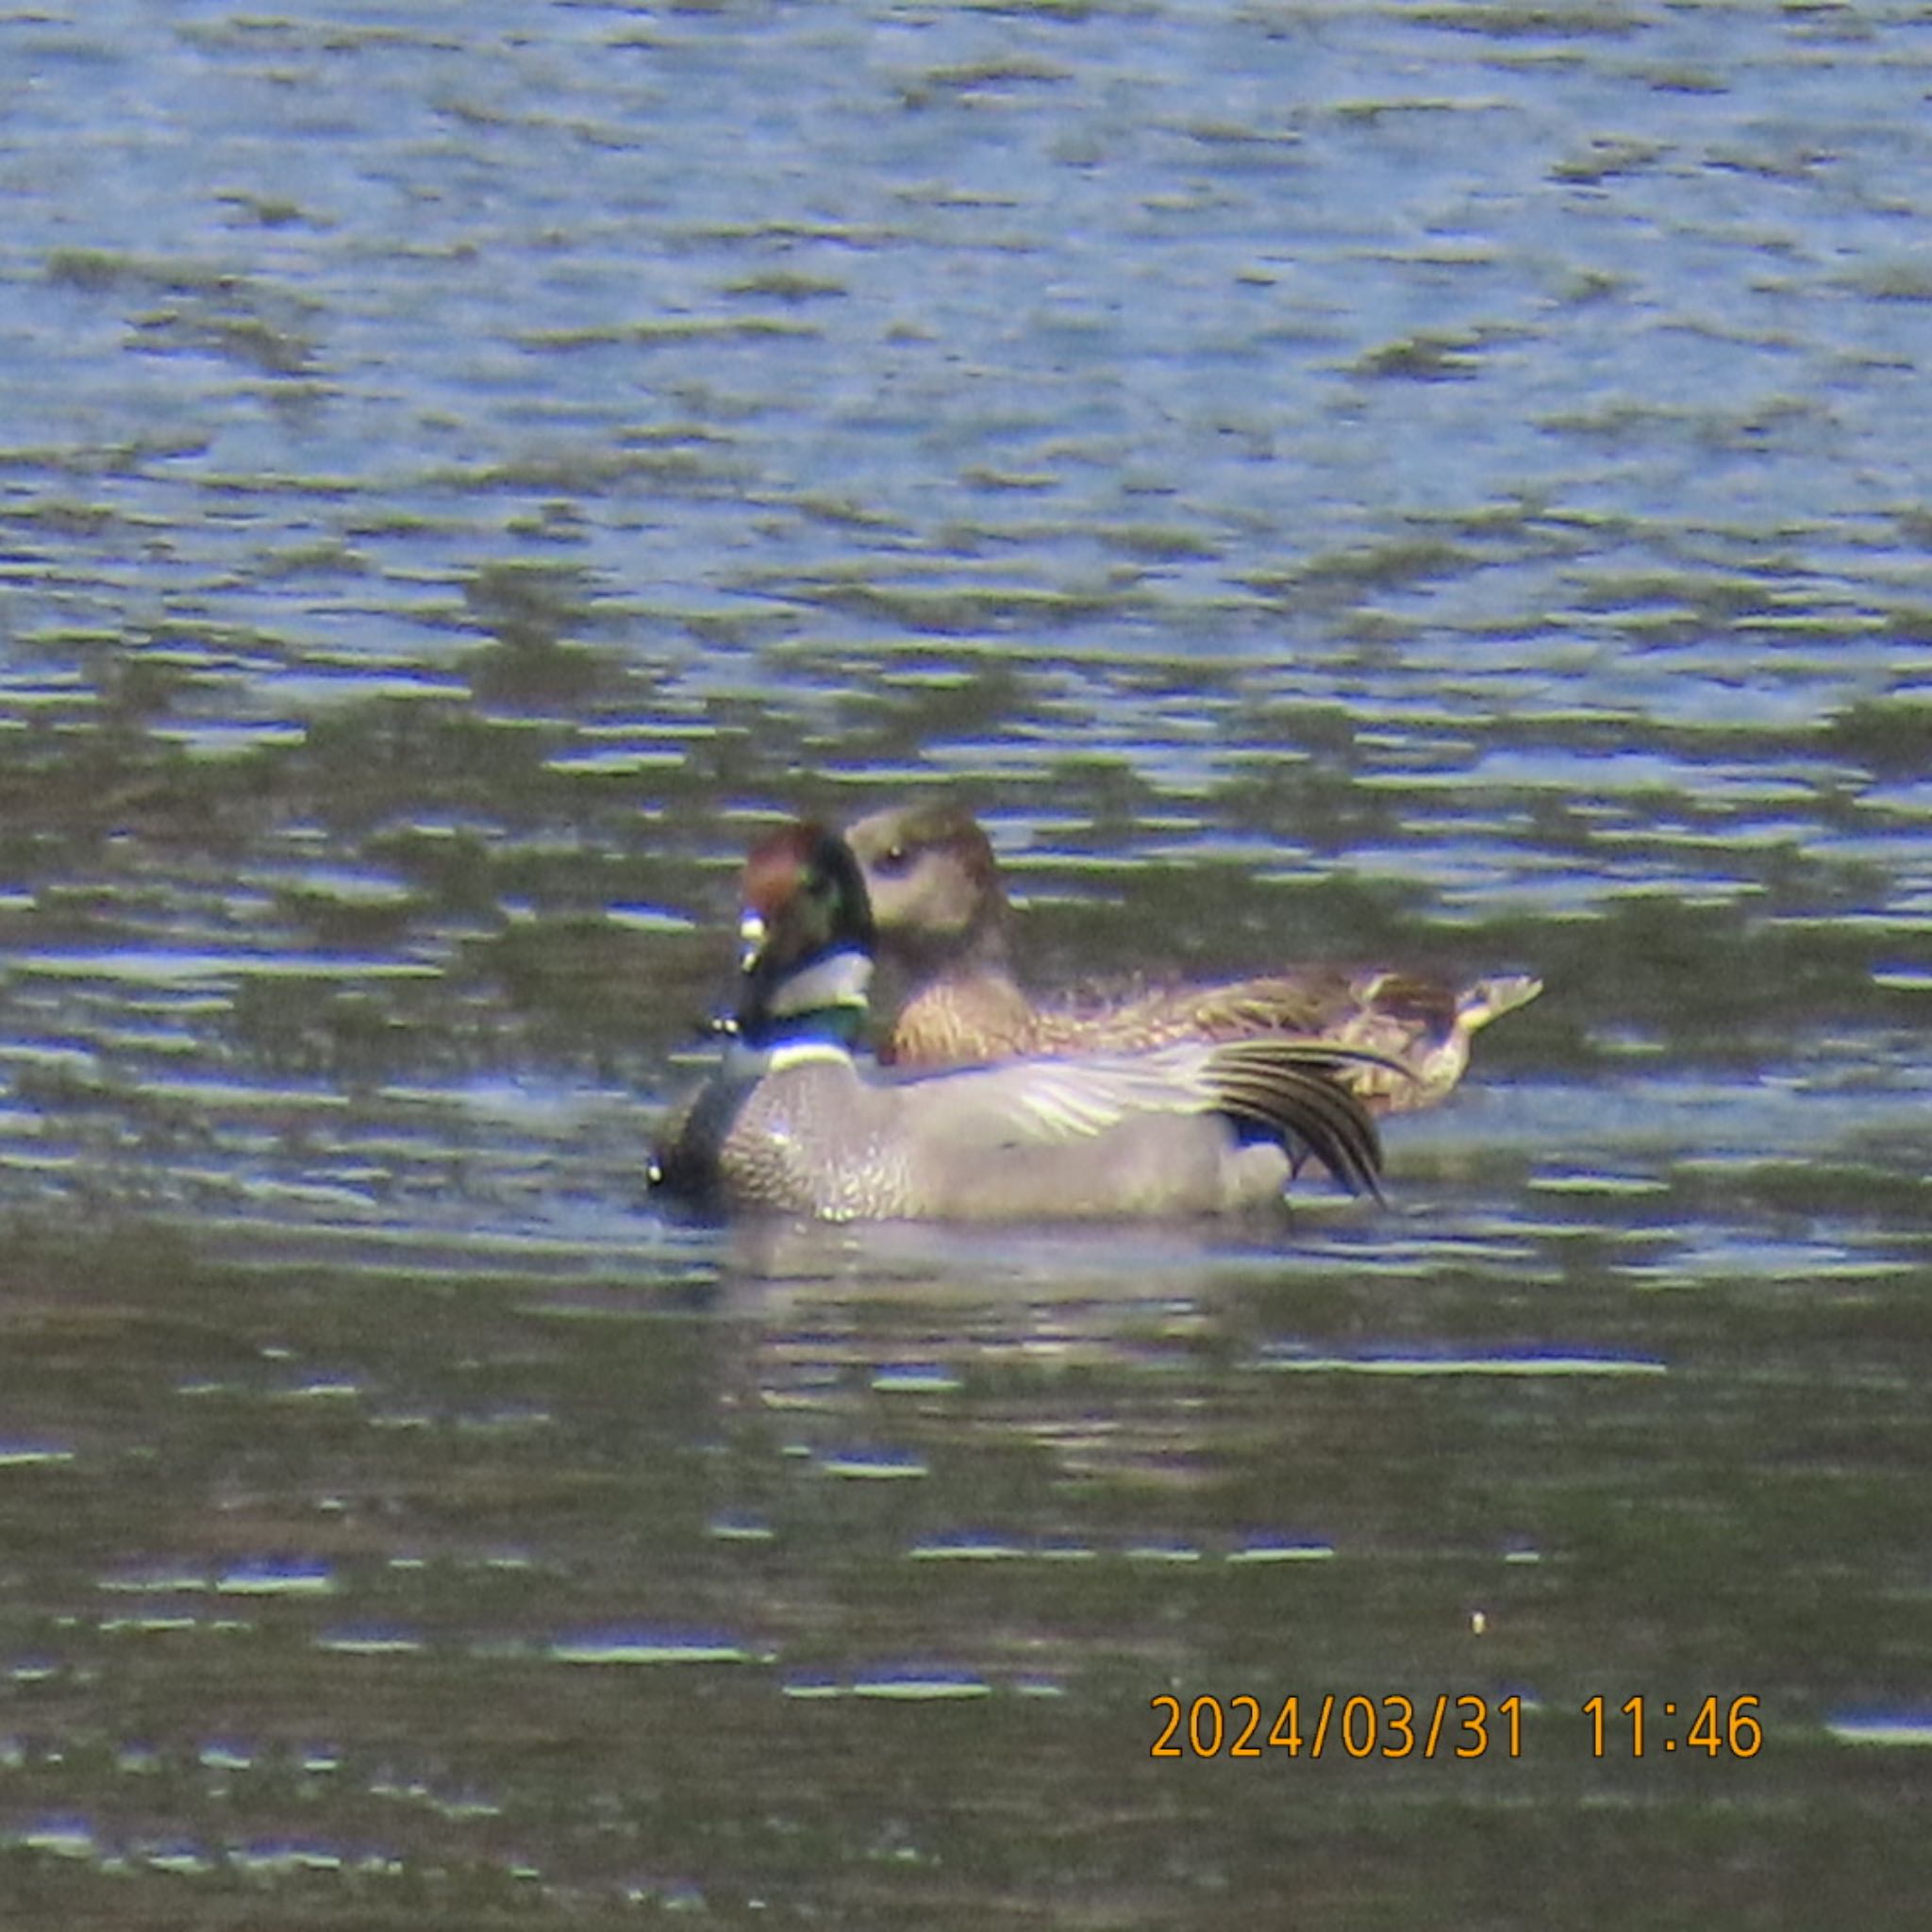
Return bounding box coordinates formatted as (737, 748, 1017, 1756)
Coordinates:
(2, 1, 1931, 1924)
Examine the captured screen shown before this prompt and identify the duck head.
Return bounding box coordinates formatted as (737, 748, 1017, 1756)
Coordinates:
(735, 821, 876, 1046)
(844, 801, 1010, 973)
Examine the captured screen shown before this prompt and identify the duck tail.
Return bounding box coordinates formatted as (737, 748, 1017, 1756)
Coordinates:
(1457, 974, 1543, 1033)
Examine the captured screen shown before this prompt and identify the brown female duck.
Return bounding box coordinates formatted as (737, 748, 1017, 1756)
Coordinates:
(648, 822, 1391, 1222)
(845, 801, 1540, 1114)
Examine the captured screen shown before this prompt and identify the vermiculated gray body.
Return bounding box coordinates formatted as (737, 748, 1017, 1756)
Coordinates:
(655, 1038, 1341, 1223)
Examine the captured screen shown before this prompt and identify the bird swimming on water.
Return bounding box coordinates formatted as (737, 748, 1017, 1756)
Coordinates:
(648, 821, 1393, 1223)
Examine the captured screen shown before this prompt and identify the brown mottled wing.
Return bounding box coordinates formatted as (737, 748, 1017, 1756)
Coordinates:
(1023, 968, 1382, 1051)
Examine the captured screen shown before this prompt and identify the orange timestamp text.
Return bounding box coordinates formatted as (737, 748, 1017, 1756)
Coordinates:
(1150, 1692, 1524, 1760)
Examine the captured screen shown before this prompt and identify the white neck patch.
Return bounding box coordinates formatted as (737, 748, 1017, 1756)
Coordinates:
(766, 948, 874, 1020)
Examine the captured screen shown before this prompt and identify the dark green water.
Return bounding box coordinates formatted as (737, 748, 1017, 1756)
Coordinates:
(1, 1, 1930, 1924)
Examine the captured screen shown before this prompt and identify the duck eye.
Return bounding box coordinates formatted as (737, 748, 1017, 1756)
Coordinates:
(871, 843, 915, 878)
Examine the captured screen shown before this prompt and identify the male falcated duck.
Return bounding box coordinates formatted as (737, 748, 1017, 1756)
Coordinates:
(649, 822, 1391, 1222)
(846, 802, 1541, 1114)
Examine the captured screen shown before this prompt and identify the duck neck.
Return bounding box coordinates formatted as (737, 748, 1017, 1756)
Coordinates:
(739, 945, 874, 1051)
(898, 906, 1015, 987)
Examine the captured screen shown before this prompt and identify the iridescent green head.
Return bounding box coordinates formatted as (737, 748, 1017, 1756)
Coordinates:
(736, 822, 876, 1042)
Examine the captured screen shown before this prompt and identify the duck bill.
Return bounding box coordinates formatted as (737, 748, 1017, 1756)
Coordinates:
(735, 907, 786, 1031)
(738, 909, 769, 975)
